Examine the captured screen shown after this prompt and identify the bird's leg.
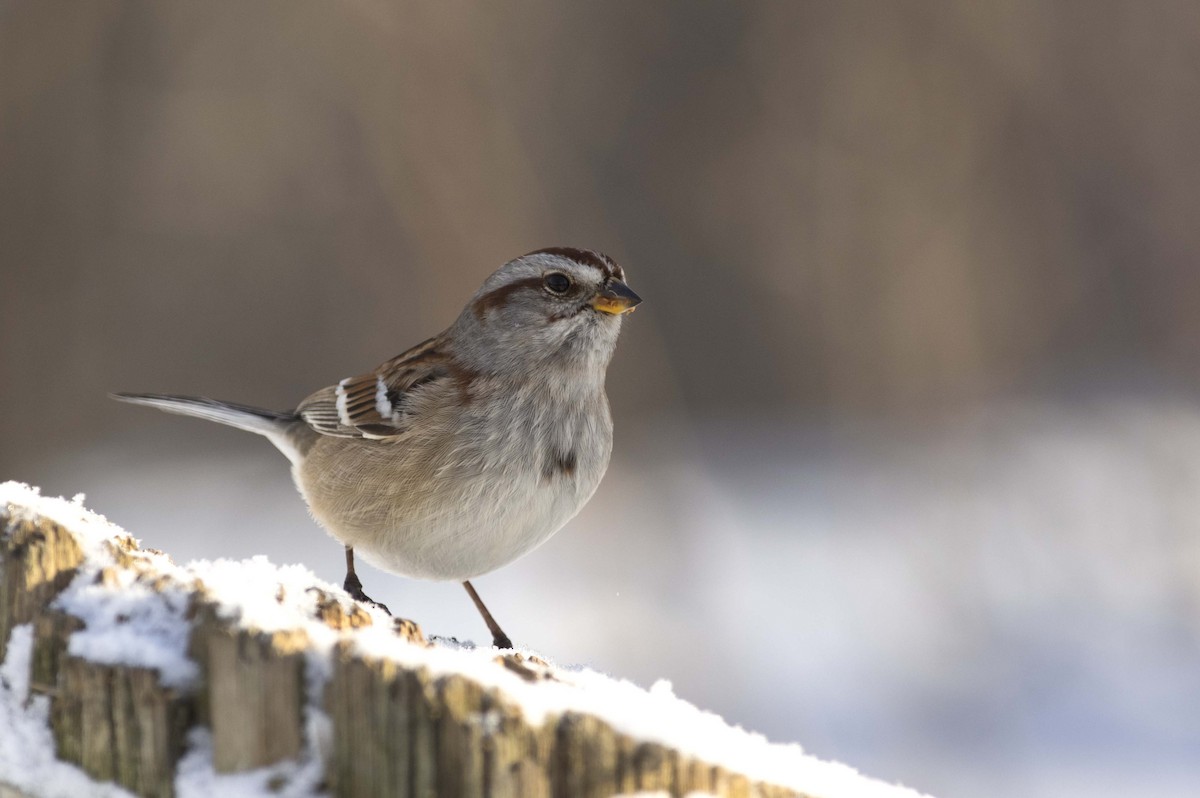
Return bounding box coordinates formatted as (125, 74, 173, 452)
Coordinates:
(463, 580, 514, 649)
(343, 545, 391, 615)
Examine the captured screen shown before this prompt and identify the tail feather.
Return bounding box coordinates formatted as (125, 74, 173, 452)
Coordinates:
(111, 393, 303, 464)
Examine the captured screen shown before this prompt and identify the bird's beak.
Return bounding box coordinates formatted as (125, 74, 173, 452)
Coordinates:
(591, 280, 643, 315)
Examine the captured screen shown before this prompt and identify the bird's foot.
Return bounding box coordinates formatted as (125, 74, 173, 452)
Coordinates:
(461, 580, 514, 650)
(344, 572, 391, 615)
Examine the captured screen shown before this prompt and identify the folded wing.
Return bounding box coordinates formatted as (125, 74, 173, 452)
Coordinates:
(297, 337, 451, 441)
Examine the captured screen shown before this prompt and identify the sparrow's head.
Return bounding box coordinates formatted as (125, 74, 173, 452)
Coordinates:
(452, 247, 641, 377)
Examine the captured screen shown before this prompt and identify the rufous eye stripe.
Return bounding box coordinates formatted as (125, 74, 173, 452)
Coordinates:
(471, 276, 546, 319)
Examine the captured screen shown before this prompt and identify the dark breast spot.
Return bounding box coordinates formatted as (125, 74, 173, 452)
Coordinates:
(542, 449, 577, 481)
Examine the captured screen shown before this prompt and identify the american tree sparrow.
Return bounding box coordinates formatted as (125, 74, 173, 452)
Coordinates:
(114, 248, 641, 648)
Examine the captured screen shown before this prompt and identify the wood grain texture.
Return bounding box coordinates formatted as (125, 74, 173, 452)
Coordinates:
(29, 610, 84, 696)
(326, 649, 805, 798)
(51, 657, 191, 798)
(0, 512, 85, 663)
(191, 605, 308, 772)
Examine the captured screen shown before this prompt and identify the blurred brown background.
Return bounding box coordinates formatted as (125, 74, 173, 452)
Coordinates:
(4, 4, 1200, 798)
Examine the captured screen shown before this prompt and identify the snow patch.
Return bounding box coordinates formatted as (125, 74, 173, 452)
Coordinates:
(0, 481, 134, 559)
(1, 481, 930, 798)
(2, 481, 200, 688)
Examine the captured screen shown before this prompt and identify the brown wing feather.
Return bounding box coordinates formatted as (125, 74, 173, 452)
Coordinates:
(296, 336, 450, 440)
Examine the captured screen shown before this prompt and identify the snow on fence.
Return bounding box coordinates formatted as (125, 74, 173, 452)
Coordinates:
(0, 482, 930, 798)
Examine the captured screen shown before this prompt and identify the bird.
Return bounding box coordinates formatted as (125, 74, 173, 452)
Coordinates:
(113, 247, 641, 648)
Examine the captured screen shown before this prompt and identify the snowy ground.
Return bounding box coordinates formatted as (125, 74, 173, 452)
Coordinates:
(14, 395, 1200, 798)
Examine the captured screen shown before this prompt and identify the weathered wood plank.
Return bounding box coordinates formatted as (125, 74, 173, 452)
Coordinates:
(485, 698, 553, 798)
(327, 650, 409, 798)
(113, 667, 192, 798)
(0, 512, 86, 662)
(2, 490, 815, 798)
(553, 712, 620, 798)
(51, 656, 191, 798)
(29, 609, 84, 695)
(324, 650, 805, 798)
(190, 604, 308, 772)
(677, 756, 719, 796)
(432, 675, 483, 797)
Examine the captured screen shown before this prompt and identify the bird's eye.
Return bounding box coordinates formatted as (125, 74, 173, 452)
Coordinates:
(543, 272, 572, 295)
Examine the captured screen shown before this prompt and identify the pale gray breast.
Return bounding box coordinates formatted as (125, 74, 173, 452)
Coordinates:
(454, 372, 613, 501)
(294, 371, 612, 547)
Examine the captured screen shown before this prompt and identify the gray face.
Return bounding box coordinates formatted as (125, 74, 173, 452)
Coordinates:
(448, 248, 641, 379)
